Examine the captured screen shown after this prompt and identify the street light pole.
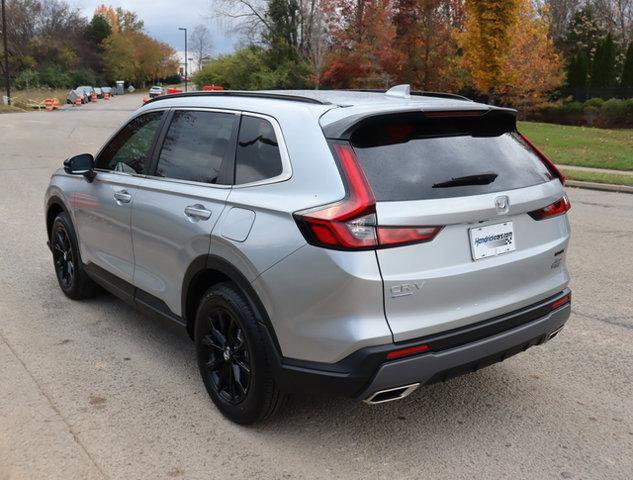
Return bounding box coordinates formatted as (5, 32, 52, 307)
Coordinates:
(178, 27, 187, 92)
(1, 0, 11, 105)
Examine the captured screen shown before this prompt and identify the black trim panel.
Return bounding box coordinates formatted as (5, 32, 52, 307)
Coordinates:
(84, 262, 185, 326)
(275, 289, 571, 397)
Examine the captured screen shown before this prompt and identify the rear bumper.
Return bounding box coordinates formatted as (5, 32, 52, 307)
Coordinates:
(274, 289, 571, 399)
(357, 300, 570, 401)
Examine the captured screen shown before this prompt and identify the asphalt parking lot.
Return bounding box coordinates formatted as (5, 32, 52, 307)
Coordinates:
(1, 93, 632, 480)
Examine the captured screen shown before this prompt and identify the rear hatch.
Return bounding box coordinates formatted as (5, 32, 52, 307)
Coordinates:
(348, 110, 571, 341)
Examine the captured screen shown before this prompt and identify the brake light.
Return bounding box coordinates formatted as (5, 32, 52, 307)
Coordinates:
(294, 143, 442, 250)
(551, 293, 571, 310)
(518, 132, 566, 185)
(386, 344, 430, 360)
(528, 196, 571, 220)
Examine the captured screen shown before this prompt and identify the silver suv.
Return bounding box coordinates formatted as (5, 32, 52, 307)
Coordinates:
(45, 86, 572, 424)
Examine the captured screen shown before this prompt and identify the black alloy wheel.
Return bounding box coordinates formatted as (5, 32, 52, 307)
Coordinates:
(53, 225, 75, 290)
(195, 283, 287, 424)
(199, 307, 252, 405)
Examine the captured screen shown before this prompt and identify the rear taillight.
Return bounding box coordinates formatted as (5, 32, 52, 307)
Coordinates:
(294, 143, 442, 250)
(518, 132, 566, 185)
(528, 195, 571, 220)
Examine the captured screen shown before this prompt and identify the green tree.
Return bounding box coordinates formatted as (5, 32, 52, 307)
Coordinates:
(567, 50, 589, 90)
(90, 14, 112, 44)
(622, 43, 633, 88)
(591, 33, 617, 89)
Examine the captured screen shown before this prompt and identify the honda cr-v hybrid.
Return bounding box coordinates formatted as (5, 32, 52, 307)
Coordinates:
(45, 86, 571, 424)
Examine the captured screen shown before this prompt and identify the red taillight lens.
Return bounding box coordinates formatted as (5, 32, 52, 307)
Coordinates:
(377, 226, 442, 247)
(551, 293, 571, 310)
(518, 132, 566, 185)
(528, 195, 571, 220)
(294, 143, 442, 250)
(386, 344, 430, 360)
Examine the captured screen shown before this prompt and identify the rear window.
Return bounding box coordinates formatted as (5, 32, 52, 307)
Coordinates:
(350, 113, 553, 201)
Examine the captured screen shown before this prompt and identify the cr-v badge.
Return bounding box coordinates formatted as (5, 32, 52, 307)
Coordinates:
(390, 282, 424, 298)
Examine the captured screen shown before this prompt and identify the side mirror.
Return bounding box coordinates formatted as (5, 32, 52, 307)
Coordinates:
(63, 154, 96, 182)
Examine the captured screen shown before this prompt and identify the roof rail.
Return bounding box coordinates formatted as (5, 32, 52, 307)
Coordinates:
(144, 90, 331, 106)
(341, 88, 473, 102)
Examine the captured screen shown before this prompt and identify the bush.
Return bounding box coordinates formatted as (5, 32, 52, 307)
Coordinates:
(14, 70, 40, 90)
(193, 46, 310, 90)
(584, 97, 605, 109)
(535, 97, 633, 128)
(38, 66, 72, 88)
(71, 68, 97, 87)
(161, 74, 182, 85)
(601, 98, 629, 126)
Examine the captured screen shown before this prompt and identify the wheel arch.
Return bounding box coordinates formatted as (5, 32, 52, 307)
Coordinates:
(182, 255, 282, 355)
(46, 196, 72, 242)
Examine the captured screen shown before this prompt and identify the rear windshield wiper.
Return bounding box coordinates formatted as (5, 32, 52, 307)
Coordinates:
(432, 172, 498, 189)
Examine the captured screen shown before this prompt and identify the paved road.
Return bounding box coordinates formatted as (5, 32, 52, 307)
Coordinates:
(1, 95, 632, 480)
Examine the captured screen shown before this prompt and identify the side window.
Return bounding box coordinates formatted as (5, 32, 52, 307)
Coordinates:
(155, 110, 237, 185)
(235, 116, 284, 185)
(96, 111, 163, 174)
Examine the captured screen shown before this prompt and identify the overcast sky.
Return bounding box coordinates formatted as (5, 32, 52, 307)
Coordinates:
(73, 0, 238, 55)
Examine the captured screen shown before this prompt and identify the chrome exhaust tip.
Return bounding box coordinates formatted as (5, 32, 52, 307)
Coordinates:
(363, 383, 420, 405)
(548, 326, 564, 341)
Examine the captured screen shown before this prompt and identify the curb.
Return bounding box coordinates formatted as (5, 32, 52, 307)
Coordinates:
(566, 180, 633, 194)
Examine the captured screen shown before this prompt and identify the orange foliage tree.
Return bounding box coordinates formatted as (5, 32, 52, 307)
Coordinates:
(460, 0, 520, 101)
(459, 0, 563, 107)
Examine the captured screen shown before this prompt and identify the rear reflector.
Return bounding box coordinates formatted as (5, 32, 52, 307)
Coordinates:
(528, 195, 571, 220)
(551, 294, 571, 310)
(386, 344, 430, 360)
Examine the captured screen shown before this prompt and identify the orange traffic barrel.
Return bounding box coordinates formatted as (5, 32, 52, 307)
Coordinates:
(104, 92, 110, 100)
(202, 85, 224, 91)
(143, 97, 150, 103)
(75, 96, 82, 106)
(52, 98, 62, 109)
(44, 98, 54, 111)
(91, 92, 97, 102)
(166, 87, 183, 94)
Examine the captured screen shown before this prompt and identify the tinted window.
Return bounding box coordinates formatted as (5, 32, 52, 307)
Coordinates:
(235, 116, 283, 185)
(96, 111, 163, 174)
(155, 111, 237, 184)
(351, 115, 553, 201)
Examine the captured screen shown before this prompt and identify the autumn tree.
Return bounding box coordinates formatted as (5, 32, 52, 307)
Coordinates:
(102, 28, 178, 86)
(392, 0, 465, 91)
(321, 0, 401, 88)
(500, 0, 564, 110)
(460, 0, 520, 101)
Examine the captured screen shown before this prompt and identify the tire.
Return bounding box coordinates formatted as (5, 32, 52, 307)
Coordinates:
(195, 283, 287, 424)
(50, 212, 99, 300)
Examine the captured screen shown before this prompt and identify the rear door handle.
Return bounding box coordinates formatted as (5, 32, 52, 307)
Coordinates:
(185, 204, 212, 221)
(113, 190, 132, 204)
